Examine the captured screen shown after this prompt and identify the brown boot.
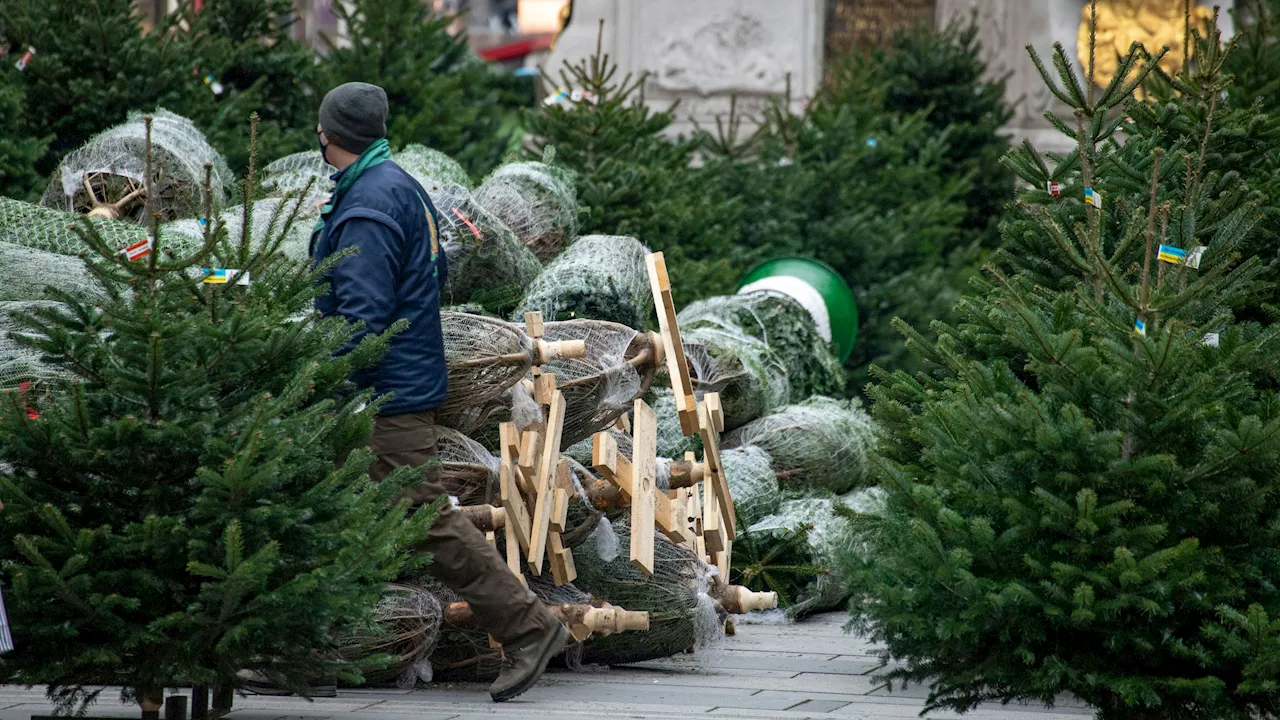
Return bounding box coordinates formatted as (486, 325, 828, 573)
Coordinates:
(489, 624, 570, 702)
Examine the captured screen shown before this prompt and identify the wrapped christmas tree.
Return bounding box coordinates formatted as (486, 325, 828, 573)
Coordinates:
(844, 13, 1280, 719)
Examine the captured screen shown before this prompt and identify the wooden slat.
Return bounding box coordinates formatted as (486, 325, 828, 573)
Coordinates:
(498, 423, 533, 554)
(548, 531, 577, 585)
(646, 252, 698, 436)
(593, 430, 685, 544)
(698, 397, 736, 540)
(703, 477, 725, 554)
(630, 398, 657, 575)
(524, 311, 544, 339)
(527, 389, 566, 574)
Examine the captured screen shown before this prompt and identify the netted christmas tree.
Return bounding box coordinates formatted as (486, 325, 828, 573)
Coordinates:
(524, 23, 744, 302)
(0, 118, 433, 714)
(323, 0, 530, 180)
(843, 11, 1280, 719)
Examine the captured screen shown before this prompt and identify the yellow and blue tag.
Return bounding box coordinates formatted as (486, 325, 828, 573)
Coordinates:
(1134, 318, 1146, 336)
(1084, 188, 1102, 209)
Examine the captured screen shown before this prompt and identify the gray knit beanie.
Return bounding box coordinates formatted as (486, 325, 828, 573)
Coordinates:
(318, 82, 388, 155)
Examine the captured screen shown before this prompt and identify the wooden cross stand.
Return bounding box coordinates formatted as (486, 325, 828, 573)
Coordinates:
(645, 252, 737, 576)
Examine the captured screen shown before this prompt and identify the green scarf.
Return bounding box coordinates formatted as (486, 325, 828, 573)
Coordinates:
(313, 138, 392, 235)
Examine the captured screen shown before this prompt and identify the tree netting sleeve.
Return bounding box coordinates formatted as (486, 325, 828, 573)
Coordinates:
(723, 396, 875, 495)
(0, 197, 147, 256)
(0, 242, 103, 303)
(682, 325, 790, 432)
(260, 151, 334, 215)
(721, 445, 782, 526)
(677, 291, 846, 400)
(394, 144, 471, 191)
(0, 301, 74, 389)
(429, 183, 541, 315)
(651, 386, 702, 459)
(514, 235, 652, 329)
(529, 319, 661, 449)
(162, 197, 316, 262)
(473, 160, 577, 261)
(436, 426, 500, 506)
(437, 312, 537, 432)
(573, 516, 723, 666)
(41, 109, 235, 224)
(334, 582, 442, 689)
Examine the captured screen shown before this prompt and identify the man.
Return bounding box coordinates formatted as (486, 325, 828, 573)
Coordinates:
(271, 81, 566, 701)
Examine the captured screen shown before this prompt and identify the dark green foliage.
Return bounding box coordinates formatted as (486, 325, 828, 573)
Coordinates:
(0, 0, 194, 174)
(0, 80, 49, 201)
(876, 19, 1013, 248)
(325, 0, 531, 180)
(845, 19, 1280, 720)
(0, 124, 432, 710)
(523, 34, 745, 304)
(161, 0, 321, 175)
(730, 517, 827, 610)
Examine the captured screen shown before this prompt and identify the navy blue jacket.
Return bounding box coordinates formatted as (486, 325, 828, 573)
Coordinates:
(310, 161, 449, 416)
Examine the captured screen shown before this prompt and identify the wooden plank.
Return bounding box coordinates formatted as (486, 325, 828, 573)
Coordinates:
(498, 423, 533, 553)
(646, 252, 699, 436)
(527, 389, 566, 574)
(550, 459, 572, 533)
(698, 398, 736, 540)
(705, 392, 725, 433)
(548, 531, 577, 585)
(519, 430, 541, 477)
(630, 398, 657, 575)
(593, 430, 685, 544)
(504, 526, 524, 583)
(703, 478, 725, 554)
(716, 537, 732, 580)
(688, 481, 706, 560)
(524, 311, 544, 339)
(533, 373, 557, 406)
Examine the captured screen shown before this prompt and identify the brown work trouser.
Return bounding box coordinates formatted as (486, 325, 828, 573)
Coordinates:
(368, 410, 557, 648)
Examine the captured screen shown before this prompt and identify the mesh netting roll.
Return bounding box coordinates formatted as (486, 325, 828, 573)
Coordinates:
(163, 197, 315, 261)
(437, 312, 538, 433)
(335, 582, 442, 689)
(0, 242, 102, 303)
(395, 144, 470, 192)
(574, 516, 723, 666)
(0, 301, 73, 390)
(0, 197, 146, 256)
(678, 291, 846, 399)
(41, 109, 235, 224)
(260, 151, 334, 215)
(721, 446, 781, 526)
(437, 426, 500, 507)
(722, 396, 875, 495)
(683, 325, 790, 432)
(473, 160, 577, 261)
(532, 320, 661, 449)
(430, 183, 541, 315)
(514, 235, 652, 329)
(741, 491, 883, 619)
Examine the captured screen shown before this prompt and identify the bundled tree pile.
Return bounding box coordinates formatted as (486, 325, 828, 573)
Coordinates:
(842, 10, 1280, 719)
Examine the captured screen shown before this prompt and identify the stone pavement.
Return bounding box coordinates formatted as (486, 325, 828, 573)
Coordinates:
(0, 613, 1093, 720)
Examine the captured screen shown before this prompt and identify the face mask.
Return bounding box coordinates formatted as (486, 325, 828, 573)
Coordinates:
(318, 131, 330, 165)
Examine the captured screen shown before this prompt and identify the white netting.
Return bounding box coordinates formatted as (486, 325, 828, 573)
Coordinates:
(721, 445, 781, 526)
(0, 197, 147, 256)
(532, 320, 661, 449)
(0, 241, 103, 303)
(651, 386, 701, 459)
(335, 582, 443, 689)
(41, 109, 235, 224)
(260, 151, 334, 215)
(746, 491, 884, 619)
(682, 325, 790, 432)
(437, 312, 537, 432)
(473, 160, 577, 261)
(514, 235, 652, 329)
(0, 301, 74, 390)
(437, 426, 500, 506)
(678, 291, 846, 400)
(429, 183, 541, 314)
(395, 144, 470, 192)
(163, 197, 315, 262)
(723, 396, 875, 495)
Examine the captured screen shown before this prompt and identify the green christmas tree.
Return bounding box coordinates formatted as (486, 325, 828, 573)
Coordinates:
(162, 0, 321, 174)
(323, 0, 531, 180)
(843, 9, 1280, 719)
(0, 0, 194, 171)
(524, 23, 745, 302)
(0, 118, 432, 713)
(0, 78, 50, 201)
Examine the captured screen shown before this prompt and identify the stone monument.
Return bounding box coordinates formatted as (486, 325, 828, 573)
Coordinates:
(543, 0, 826, 136)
